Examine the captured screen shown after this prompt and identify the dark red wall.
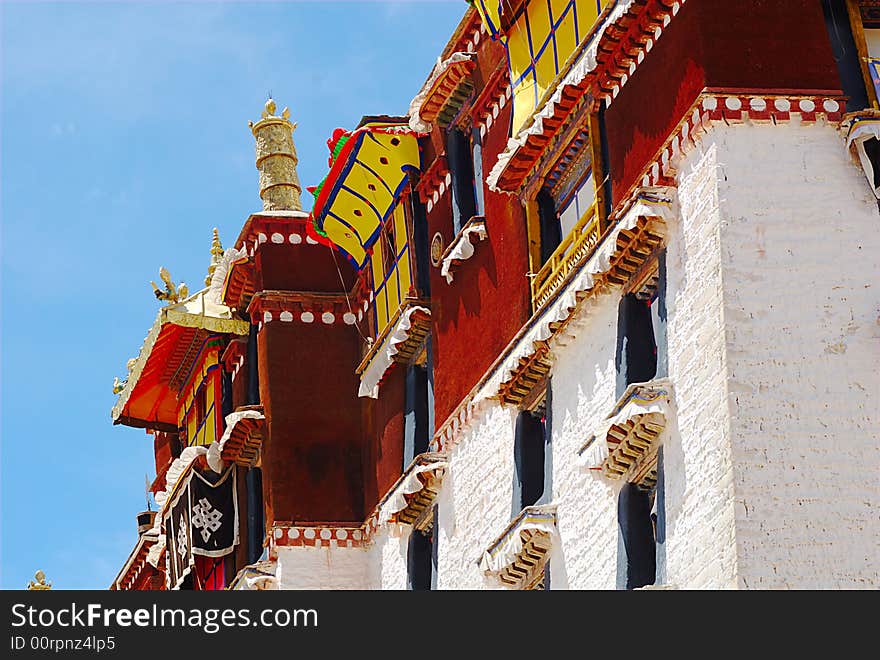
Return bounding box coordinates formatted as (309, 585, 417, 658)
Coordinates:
(257, 243, 358, 293)
(231, 362, 249, 410)
(153, 432, 173, 477)
(363, 365, 405, 510)
(428, 96, 531, 429)
(258, 321, 366, 524)
(605, 0, 841, 207)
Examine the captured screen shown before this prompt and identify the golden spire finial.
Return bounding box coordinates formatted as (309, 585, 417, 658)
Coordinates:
(248, 97, 302, 212)
(205, 228, 224, 286)
(27, 570, 52, 590)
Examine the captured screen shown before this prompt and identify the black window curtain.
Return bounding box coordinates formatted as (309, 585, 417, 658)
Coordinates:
(512, 410, 546, 514)
(821, 0, 870, 112)
(410, 186, 431, 297)
(615, 293, 657, 397)
(617, 482, 656, 590)
(537, 188, 562, 265)
(246, 323, 260, 406)
(407, 529, 433, 590)
(404, 363, 430, 467)
(246, 467, 264, 565)
(447, 127, 477, 235)
(221, 369, 234, 419)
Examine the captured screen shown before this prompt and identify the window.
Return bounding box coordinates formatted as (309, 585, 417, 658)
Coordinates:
(221, 369, 233, 419)
(404, 363, 431, 467)
(194, 385, 207, 438)
(614, 254, 668, 589)
(380, 217, 397, 275)
(615, 293, 657, 396)
(512, 381, 552, 516)
(537, 188, 562, 266)
(617, 483, 657, 590)
(246, 467, 265, 565)
(247, 323, 260, 406)
(407, 525, 435, 591)
(446, 126, 477, 235)
(471, 127, 485, 216)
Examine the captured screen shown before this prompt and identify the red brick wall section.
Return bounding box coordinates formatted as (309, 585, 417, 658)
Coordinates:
(364, 365, 406, 510)
(153, 432, 173, 478)
(258, 321, 366, 525)
(604, 0, 841, 208)
(256, 243, 358, 293)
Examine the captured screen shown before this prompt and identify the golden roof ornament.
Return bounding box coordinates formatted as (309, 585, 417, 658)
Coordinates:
(150, 267, 188, 304)
(27, 570, 52, 590)
(248, 97, 303, 211)
(205, 228, 224, 286)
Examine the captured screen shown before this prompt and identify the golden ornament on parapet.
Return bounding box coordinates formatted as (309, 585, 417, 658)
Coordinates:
(27, 570, 52, 590)
(150, 266, 188, 304)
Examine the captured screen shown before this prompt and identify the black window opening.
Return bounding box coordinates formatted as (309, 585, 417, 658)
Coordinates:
(617, 482, 657, 590)
(404, 363, 431, 467)
(410, 184, 431, 297)
(246, 323, 260, 406)
(510, 383, 553, 588)
(380, 217, 397, 274)
(221, 368, 234, 419)
(537, 187, 562, 266)
(246, 467, 265, 565)
(614, 256, 668, 590)
(512, 382, 553, 515)
(404, 348, 436, 590)
(407, 523, 436, 591)
(447, 126, 477, 235)
(170, 431, 184, 460)
(615, 293, 658, 396)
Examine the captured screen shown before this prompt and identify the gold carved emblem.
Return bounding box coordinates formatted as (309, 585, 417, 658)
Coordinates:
(430, 232, 445, 267)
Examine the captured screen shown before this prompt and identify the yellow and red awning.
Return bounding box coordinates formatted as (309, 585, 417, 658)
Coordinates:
(111, 289, 249, 431)
(474, 0, 611, 136)
(309, 122, 422, 269)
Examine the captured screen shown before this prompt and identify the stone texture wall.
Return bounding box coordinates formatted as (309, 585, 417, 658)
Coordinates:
(664, 137, 740, 588)
(275, 546, 372, 589)
(707, 121, 880, 588)
(435, 404, 519, 589)
(370, 527, 410, 590)
(546, 295, 620, 589)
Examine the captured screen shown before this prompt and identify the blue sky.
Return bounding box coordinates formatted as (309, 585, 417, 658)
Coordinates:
(0, 0, 464, 589)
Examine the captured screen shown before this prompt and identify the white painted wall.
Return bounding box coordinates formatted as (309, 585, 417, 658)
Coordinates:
(664, 138, 740, 588)
(275, 545, 373, 589)
(370, 527, 410, 590)
(706, 121, 880, 588)
(435, 404, 519, 589)
(546, 294, 620, 589)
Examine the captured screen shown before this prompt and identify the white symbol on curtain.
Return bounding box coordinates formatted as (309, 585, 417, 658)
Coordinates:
(191, 497, 223, 543)
(176, 514, 188, 558)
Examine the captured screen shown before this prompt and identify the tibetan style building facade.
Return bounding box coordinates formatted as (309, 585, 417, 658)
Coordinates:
(111, 0, 880, 591)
